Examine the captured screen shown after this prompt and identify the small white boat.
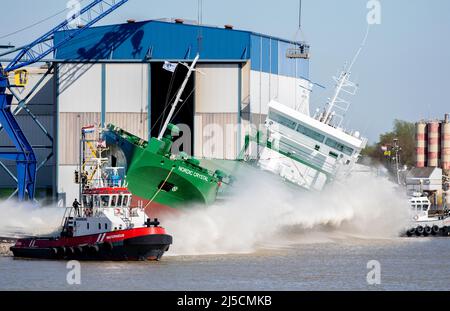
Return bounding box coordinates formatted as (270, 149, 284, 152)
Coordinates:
(405, 193, 450, 237)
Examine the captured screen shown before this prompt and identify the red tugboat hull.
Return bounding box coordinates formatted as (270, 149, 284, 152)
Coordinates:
(10, 227, 172, 261)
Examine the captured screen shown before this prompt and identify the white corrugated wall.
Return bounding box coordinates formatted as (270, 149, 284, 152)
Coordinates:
(57, 63, 149, 201)
(194, 64, 241, 160)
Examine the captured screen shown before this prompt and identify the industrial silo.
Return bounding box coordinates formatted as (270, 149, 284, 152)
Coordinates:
(427, 121, 440, 167)
(442, 114, 450, 172)
(415, 121, 427, 168)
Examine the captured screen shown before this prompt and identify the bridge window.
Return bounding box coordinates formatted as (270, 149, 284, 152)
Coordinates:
(296, 124, 325, 143)
(325, 138, 354, 156)
(93, 195, 100, 207)
(117, 195, 123, 207)
(111, 195, 117, 207)
(101, 195, 110, 207)
(269, 110, 297, 130)
(123, 195, 129, 207)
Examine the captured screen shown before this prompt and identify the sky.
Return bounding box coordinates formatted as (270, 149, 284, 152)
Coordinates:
(1, 0, 449, 143)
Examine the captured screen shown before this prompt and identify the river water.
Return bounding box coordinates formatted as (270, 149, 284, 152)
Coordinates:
(1, 237, 450, 291)
(2, 169, 449, 291)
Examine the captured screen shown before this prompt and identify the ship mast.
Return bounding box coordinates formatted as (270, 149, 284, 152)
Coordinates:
(158, 54, 200, 140)
(320, 26, 370, 126)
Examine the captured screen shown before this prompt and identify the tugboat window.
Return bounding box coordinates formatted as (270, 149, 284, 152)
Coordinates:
(94, 195, 100, 207)
(117, 195, 123, 207)
(123, 195, 129, 207)
(101, 195, 110, 207)
(111, 195, 117, 207)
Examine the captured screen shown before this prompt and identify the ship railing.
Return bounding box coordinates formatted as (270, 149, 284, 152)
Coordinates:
(85, 178, 126, 188)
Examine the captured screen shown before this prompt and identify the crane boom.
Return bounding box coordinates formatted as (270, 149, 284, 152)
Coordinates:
(3, 0, 128, 74)
(0, 0, 129, 201)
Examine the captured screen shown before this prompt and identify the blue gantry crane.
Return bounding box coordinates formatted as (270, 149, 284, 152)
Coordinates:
(0, 0, 129, 201)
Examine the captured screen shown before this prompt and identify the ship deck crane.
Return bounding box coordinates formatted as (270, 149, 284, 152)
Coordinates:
(0, 0, 129, 201)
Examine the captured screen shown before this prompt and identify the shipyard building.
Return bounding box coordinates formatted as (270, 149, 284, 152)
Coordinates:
(0, 19, 311, 204)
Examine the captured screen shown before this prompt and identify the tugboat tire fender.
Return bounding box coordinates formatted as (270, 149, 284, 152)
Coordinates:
(424, 226, 432, 236)
(103, 242, 113, 251)
(416, 226, 424, 236)
(56, 247, 66, 257)
(66, 247, 75, 256)
(49, 248, 58, 256)
(88, 245, 99, 253)
(432, 226, 440, 235)
(74, 246, 83, 254)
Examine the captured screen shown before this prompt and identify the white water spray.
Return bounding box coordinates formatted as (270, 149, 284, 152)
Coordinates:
(0, 166, 411, 257)
(0, 202, 64, 238)
(164, 166, 410, 256)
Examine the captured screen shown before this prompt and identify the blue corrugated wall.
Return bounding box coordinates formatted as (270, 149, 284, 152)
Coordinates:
(54, 20, 309, 79)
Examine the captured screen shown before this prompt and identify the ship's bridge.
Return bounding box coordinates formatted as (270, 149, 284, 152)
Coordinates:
(261, 100, 367, 189)
(266, 100, 366, 161)
(82, 187, 132, 209)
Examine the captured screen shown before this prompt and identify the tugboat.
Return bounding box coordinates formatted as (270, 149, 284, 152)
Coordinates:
(10, 127, 172, 261)
(405, 193, 450, 237)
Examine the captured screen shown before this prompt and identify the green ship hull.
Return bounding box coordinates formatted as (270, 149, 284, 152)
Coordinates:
(104, 124, 227, 215)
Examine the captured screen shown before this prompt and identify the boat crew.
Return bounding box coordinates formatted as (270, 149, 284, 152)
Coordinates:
(72, 198, 81, 217)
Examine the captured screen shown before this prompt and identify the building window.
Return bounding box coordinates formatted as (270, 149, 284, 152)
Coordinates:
(325, 138, 354, 156)
(87, 223, 90, 230)
(296, 124, 326, 143)
(98, 223, 101, 230)
(105, 223, 108, 230)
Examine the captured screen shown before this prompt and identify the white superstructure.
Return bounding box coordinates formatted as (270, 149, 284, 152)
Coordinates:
(251, 100, 367, 191)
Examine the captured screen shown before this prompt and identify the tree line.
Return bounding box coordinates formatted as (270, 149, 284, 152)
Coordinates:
(361, 120, 416, 168)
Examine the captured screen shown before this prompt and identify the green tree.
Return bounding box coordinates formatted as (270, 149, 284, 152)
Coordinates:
(361, 120, 416, 167)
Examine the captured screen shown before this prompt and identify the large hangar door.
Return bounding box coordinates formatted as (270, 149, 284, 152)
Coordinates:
(194, 64, 240, 160)
(150, 62, 195, 152)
